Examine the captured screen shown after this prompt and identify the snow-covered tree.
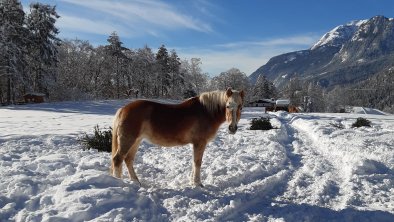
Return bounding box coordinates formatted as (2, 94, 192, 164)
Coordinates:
(185, 58, 208, 94)
(168, 50, 183, 98)
(132, 45, 156, 97)
(282, 76, 304, 106)
(155, 44, 171, 97)
(251, 74, 277, 101)
(54, 39, 96, 100)
(26, 2, 60, 96)
(105, 32, 129, 98)
(211, 68, 249, 91)
(0, 0, 28, 104)
(305, 82, 325, 112)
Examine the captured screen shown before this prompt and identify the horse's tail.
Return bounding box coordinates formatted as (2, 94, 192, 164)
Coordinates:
(110, 107, 122, 175)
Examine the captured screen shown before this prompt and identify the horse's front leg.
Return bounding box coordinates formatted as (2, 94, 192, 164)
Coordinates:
(191, 142, 207, 187)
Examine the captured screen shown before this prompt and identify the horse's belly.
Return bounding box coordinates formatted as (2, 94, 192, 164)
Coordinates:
(144, 135, 190, 147)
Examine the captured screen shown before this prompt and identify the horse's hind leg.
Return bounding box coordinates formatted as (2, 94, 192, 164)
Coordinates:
(112, 135, 135, 178)
(124, 139, 141, 185)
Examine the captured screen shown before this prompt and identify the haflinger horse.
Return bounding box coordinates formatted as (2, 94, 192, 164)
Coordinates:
(110, 88, 244, 187)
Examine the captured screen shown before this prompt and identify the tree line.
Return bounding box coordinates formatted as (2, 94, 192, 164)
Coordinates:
(2, 0, 273, 104)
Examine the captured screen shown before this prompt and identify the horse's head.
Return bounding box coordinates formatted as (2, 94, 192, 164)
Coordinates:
(225, 88, 244, 134)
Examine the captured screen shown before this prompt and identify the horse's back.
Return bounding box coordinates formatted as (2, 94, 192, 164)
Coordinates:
(119, 99, 199, 122)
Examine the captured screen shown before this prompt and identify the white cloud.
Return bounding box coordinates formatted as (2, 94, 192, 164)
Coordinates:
(216, 35, 319, 48)
(57, 14, 130, 37)
(59, 0, 212, 35)
(177, 34, 321, 76)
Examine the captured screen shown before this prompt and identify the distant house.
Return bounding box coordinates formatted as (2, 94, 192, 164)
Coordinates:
(248, 99, 275, 108)
(248, 98, 296, 112)
(23, 93, 45, 103)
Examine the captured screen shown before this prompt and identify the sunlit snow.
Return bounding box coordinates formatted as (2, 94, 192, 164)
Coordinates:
(1, 100, 393, 221)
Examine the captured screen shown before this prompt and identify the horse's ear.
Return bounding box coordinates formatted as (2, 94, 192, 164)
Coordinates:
(226, 88, 233, 97)
(240, 90, 245, 99)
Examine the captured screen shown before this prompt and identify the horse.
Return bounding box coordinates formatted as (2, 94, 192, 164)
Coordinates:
(110, 88, 244, 187)
(288, 105, 299, 113)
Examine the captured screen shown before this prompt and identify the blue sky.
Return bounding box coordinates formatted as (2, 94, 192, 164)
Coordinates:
(21, 0, 394, 76)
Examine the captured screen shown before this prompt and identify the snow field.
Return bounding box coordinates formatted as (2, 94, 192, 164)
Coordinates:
(0, 101, 393, 221)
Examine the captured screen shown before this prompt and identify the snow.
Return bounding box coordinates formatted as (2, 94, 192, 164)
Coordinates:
(1, 101, 394, 221)
(284, 56, 296, 64)
(311, 20, 367, 50)
(351, 107, 388, 115)
(341, 51, 349, 62)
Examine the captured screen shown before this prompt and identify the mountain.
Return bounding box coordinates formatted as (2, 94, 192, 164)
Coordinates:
(250, 16, 394, 89)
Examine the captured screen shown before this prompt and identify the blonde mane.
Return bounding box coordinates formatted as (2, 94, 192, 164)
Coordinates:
(199, 90, 227, 115)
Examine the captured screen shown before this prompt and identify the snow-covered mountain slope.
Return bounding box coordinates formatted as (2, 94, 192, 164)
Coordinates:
(311, 20, 367, 50)
(1, 101, 393, 221)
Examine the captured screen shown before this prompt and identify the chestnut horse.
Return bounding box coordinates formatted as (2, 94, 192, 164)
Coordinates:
(111, 88, 244, 187)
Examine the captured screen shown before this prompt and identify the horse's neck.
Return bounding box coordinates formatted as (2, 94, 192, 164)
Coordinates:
(204, 100, 226, 124)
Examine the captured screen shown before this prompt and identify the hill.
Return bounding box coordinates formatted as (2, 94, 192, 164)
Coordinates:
(250, 16, 394, 90)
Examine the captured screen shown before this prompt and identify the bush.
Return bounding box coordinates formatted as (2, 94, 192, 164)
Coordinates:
(352, 117, 371, 128)
(79, 125, 112, 152)
(250, 117, 274, 130)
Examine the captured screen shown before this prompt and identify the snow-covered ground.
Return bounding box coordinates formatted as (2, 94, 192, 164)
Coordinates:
(1, 100, 393, 221)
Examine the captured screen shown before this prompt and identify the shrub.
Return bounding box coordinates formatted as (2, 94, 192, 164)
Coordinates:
(79, 125, 112, 152)
(250, 117, 274, 130)
(352, 117, 371, 128)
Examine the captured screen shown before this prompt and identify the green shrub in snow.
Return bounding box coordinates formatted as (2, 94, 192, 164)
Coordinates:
(79, 125, 112, 152)
(250, 117, 274, 130)
(352, 117, 371, 128)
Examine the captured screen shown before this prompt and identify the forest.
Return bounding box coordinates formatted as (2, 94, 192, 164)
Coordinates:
(1, 0, 278, 104)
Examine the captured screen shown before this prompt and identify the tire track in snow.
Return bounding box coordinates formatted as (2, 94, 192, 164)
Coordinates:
(211, 114, 300, 220)
(274, 113, 350, 210)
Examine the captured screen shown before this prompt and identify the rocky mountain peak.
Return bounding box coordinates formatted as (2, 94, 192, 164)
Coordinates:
(311, 20, 367, 50)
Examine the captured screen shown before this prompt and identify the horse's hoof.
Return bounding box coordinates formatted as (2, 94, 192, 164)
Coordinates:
(193, 182, 204, 188)
(130, 178, 141, 187)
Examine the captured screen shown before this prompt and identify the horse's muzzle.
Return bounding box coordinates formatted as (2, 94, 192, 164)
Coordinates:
(228, 125, 238, 134)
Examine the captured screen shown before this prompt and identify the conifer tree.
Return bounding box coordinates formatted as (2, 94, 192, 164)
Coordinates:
(168, 50, 182, 98)
(156, 44, 171, 97)
(105, 32, 127, 98)
(26, 2, 60, 96)
(0, 0, 28, 104)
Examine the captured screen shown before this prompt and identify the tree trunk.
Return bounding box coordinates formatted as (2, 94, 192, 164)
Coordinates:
(116, 57, 120, 99)
(7, 74, 11, 105)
